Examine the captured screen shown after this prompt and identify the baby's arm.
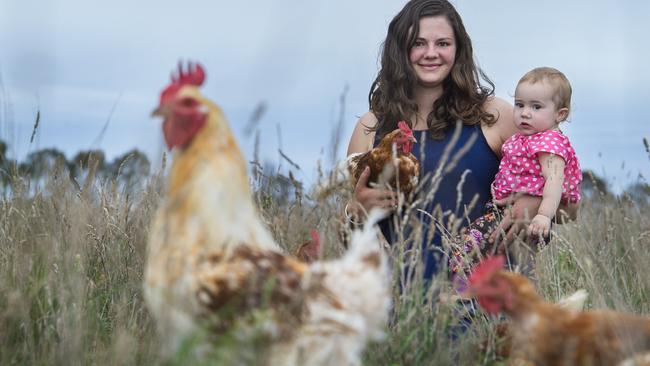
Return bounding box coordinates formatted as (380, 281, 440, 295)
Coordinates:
(529, 152, 566, 237)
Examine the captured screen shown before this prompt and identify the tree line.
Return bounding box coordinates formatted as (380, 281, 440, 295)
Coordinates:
(0, 138, 646, 203)
(0, 139, 151, 194)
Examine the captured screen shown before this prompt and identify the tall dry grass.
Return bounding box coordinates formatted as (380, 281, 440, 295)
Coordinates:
(0, 148, 649, 365)
(0, 165, 163, 365)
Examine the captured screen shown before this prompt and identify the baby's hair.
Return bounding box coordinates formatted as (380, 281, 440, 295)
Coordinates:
(518, 67, 572, 121)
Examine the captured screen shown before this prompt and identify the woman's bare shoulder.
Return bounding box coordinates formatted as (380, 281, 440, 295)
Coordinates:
(347, 112, 378, 155)
(485, 96, 512, 117)
(482, 96, 517, 156)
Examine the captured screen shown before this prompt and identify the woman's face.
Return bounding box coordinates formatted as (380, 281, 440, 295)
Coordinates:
(408, 16, 456, 89)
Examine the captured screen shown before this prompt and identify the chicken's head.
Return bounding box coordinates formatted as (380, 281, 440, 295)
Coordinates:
(295, 230, 321, 263)
(467, 255, 515, 315)
(395, 121, 416, 155)
(153, 61, 208, 150)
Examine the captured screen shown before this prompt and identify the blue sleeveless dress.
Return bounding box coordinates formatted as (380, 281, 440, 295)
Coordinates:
(375, 123, 500, 280)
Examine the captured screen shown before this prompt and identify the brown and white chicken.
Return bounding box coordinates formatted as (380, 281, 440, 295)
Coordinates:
(316, 121, 420, 201)
(346, 121, 420, 197)
(143, 62, 391, 365)
(468, 256, 650, 366)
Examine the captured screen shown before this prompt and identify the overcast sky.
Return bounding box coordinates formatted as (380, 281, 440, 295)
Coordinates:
(1, 0, 649, 191)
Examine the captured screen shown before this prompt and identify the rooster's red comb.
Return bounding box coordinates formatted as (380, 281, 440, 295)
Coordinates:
(468, 255, 505, 286)
(159, 61, 206, 104)
(170, 61, 205, 86)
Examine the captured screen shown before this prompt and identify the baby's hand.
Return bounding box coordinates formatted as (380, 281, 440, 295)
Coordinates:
(528, 214, 551, 238)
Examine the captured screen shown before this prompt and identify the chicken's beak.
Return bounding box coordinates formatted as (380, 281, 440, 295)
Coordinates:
(151, 105, 168, 118)
(409, 136, 417, 143)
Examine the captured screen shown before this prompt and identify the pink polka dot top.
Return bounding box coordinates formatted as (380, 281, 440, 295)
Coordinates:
(492, 129, 582, 204)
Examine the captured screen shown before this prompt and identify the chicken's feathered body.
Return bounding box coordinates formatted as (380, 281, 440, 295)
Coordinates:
(144, 63, 390, 365)
(346, 122, 419, 197)
(469, 256, 650, 366)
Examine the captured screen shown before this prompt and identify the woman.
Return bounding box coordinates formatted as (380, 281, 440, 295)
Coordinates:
(346, 0, 563, 280)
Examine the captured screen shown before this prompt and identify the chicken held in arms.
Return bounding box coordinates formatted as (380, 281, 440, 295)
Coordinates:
(143, 62, 391, 365)
(346, 121, 420, 198)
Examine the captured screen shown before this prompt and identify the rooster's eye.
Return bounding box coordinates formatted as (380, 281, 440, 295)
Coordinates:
(180, 97, 196, 107)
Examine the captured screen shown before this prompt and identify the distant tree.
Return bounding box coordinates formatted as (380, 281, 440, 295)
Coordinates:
(623, 181, 650, 205)
(0, 139, 10, 189)
(581, 169, 610, 199)
(0, 140, 25, 193)
(19, 148, 68, 182)
(0, 140, 6, 165)
(253, 162, 300, 209)
(69, 150, 106, 176)
(68, 150, 107, 193)
(108, 149, 151, 192)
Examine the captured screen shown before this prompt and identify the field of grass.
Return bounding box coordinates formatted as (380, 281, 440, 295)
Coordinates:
(0, 156, 649, 365)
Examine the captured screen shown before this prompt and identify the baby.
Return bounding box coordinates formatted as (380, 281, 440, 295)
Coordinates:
(451, 67, 582, 282)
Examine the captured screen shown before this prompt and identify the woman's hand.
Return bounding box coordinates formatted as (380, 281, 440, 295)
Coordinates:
(348, 167, 397, 217)
(488, 195, 542, 251)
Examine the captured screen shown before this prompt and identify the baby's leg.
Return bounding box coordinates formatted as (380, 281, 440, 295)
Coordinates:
(450, 207, 502, 290)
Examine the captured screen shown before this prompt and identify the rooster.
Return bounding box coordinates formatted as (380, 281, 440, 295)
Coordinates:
(468, 256, 650, 366)
(346, 121, 419, 198)
(143, 62, 391, 365)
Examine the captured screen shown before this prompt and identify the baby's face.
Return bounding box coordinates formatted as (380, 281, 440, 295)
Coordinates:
(513, 81, 567, 136)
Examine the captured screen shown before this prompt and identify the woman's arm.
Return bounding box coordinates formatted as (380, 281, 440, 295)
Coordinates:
(487, 192, 578, 245)
(482, 97, 516, 158)
(488, 195, 541, 246)
(347, 112, 377, 155)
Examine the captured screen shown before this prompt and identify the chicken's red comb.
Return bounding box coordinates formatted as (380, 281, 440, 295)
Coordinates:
(397, 121, 413, 135)
(310, 230, 320, 248)
(159, 61, 206, 104)
(171, 61, 205, 86)
(468, 255, 505, 286)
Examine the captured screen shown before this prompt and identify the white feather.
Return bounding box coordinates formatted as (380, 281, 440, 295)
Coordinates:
(557, 289, 588, 312)
(270, 209, 391, 366)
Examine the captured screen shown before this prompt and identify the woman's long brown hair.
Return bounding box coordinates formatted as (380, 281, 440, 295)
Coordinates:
(369, 0, 497, 140)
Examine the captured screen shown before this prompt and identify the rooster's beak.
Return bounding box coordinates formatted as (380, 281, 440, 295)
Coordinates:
(151, 105, 168, 118)
(409, 136, 417, 143)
